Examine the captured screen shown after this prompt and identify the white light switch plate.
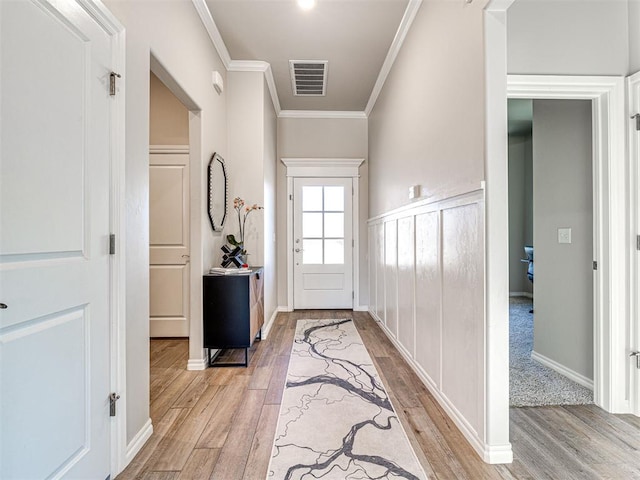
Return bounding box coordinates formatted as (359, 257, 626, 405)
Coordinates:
(558, 228, 572, 244)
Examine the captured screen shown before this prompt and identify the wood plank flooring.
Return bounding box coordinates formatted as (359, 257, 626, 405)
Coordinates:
(116, 311, 640, 480)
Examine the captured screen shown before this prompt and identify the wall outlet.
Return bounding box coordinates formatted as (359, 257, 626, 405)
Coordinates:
(558, 228, 572, 244)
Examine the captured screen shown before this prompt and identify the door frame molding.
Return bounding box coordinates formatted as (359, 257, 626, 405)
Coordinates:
(506, 75, 628, 412)
(282, 158, 364, 311)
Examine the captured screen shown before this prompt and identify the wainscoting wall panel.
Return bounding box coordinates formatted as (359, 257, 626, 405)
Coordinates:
(397, 216, 416, 358)
(375, 222, 385, 323)
(368, 189, 486, 457)
(441, 202, 484, 438)
(415, 211, 441, 388)
(384, 220, 398, 338)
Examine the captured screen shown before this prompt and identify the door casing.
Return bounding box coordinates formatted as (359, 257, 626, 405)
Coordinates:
(507, 75, 628, 413)
(282, 158, 364, 311)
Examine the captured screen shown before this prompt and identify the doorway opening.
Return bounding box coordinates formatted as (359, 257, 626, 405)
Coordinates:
(282, 158, 364, 311)
(149, 71, 191, 339)
(507, 98, 594, 407)
(506, 75, 628, 414)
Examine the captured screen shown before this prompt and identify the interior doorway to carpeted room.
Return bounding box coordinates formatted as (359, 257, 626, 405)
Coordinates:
(507, 98, 594, 408)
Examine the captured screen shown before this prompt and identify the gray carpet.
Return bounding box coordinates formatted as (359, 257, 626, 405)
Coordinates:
(510, 297, 593, 407)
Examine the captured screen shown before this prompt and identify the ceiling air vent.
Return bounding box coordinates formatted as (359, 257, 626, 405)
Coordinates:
(289, 60, 328, 96)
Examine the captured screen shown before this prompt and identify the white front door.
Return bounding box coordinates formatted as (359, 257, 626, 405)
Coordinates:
(0, 1, 113, 478)
(149, 148, 190, 337)
(293, 178, 353, 309)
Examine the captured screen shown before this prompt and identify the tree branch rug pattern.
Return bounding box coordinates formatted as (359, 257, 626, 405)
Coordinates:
(267, 318, 427, 480)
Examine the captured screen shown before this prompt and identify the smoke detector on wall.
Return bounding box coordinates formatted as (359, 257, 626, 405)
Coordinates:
(289, 60, 328, 96)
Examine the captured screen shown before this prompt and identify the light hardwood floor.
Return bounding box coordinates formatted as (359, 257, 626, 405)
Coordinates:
(116, 310, 640, 480)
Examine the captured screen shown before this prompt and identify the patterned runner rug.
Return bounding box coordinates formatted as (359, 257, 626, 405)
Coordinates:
(267, 318, 427, 480)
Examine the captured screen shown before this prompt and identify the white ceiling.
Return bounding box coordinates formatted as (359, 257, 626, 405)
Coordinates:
(203, 0, 409, 112)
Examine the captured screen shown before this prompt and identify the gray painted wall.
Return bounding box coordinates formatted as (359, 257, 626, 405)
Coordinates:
(228, 71, 278, 326)
(508, 134, 533, 295)
(276, 117, 368, 307)
(532, 99, 593, 381)
(630, 0, 640, 73)
(507, 0, 629, 75)
(368, 0, 487, 217)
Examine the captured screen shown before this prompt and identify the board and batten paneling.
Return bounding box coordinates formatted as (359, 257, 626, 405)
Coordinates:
(384, 220, 398, 338)
(415, 211, 441, 388)
(397, 216, 416, 358)
(441, 202, 484, 436)
(368, 190, 485, 454)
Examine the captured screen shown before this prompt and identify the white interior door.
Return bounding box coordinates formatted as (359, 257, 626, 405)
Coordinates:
(149, 149, 190, 337)
(629, 71, 640, 417)
(0, 0, 113, 477)
(293, 178, 353, 309)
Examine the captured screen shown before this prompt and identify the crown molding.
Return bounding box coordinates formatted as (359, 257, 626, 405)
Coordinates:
(192, 0, 231, 68)
(192, 0, 421, 119)
(228, 60, 270, 72)
(364, 0, 422, 116)
(278, 110, 367, 119)
(227, 60, 281, 115)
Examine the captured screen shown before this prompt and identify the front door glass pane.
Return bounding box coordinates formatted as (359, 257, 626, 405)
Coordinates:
(324, 239, 344, 264)
(301, 184, 346, 265)
(302, 186, 323, 211)
(303, 212, 323, 238)
(303, 239, 323, 264)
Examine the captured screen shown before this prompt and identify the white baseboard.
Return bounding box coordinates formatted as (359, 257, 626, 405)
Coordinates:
(509, 291, 533, 299)
(263, 307, 286, 339)
(125, 418, 153, 465)
(354, 305, 369, 312)
(376, 317, 513, 465)
(186, 358, 206, 370)
(531, 350, 594, 390)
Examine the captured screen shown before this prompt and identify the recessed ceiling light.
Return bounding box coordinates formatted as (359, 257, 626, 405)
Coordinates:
(297, 0, 315, 10)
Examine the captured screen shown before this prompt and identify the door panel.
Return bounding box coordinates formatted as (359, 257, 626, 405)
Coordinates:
(293, 178, 353, 309)
(149, 151, 190, 337)
(0, 1, 112, 478)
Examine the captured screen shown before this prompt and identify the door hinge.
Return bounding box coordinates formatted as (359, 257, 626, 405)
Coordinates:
(352, 239, 354, 247)
(352, 291, 354, 299)
(593, 260, 598, 271)
(631, 113, 640, 131)
(109, 234, 116, 255)
(637, 235, 640, 251)
(289, 194, 293, 201)
(109, 392, 121, 417)
(110, 72, 121, 96)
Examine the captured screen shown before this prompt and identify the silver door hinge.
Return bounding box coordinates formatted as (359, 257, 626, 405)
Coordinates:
(631, 113, 640, 131)
(109, 392, 120, 417)
(352, 291, 354, 299)
(593, 260, 598, 271)
(109, 234, 116, 255)
(637, 235, 640, 251)
(289, 194, 293, 201)
(110, 72, 121, 96)
(630, 352, 640, 369)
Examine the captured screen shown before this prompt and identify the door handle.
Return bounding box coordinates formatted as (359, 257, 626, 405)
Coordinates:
(0, 303, 7, 309)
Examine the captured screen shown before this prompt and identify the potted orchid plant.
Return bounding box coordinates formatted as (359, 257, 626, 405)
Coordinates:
(226, 197, 263, 264)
